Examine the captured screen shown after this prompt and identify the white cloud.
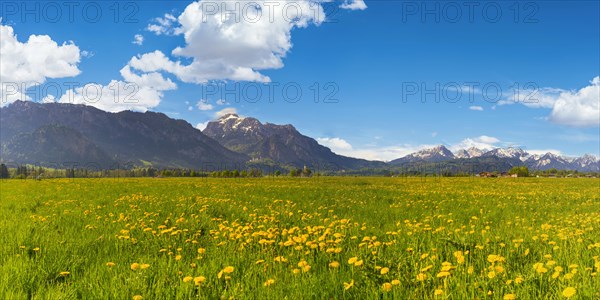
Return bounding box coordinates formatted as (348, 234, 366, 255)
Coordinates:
(216, 99, 227, 105)
(132, 34, 144, 45)
(549, 77, 599, 127)
(316, 137, 437, 161)
(316, 137, 353, 151)
(316, 135, 505, 161)
(499, 87, 564, 109)
(196, 99, 214, 111)
(147, 13, 178, 35)
(215, 107, 238, 118)
(469, 106, 484, 111)
(498, 77, 599, 127)
(57, 65, 176, 113)
(450, 135, 500, 152)
(196, 121, 209, 131)
(0, 23, 81, 105)
(340, 0, 367, 10)
(136, 0, 326, 83)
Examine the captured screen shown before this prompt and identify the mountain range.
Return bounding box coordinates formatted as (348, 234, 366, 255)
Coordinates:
(0, 101, 598, 172)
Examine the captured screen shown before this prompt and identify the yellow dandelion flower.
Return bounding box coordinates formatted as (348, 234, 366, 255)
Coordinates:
(193, 276, 206, 285)
(223, 266, 234, 273)
(343, 279, 354, 290)
(503, 294, 516, 300)
(183, 276, 193, 283)
(391, 279, 400, 285)
(382, 282, 392, 292)
(416, 273, 427, 281)
(140, 264, 150, 270)
(106, 262, 116, 267)
(130, 263, 140, 271)
(348, 257, 358, 264)
(436, 271, 451, 278)
(59, 271, 70, 277)
(434, 289, 444, 296)
(562, 287, 576, 298)
(514, 276, 524, 284)
(175, 255, 182, 261)
(264, 279, 275, 287)
(197, 248, 206, 254)
(354, 260, 364, 267)
(132, 296, 143, 300)
(380, 267, 389, 275)
(292, 268, 301, 274)
(329, 261, 340, 268)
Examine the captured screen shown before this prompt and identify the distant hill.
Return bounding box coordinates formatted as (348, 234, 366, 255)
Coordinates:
(389, 145, 598, 172)
(203, 113, 385, 170)
(0, 101, 247, 168)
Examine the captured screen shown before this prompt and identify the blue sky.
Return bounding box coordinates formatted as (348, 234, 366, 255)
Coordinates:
(1, 0, 598, 160)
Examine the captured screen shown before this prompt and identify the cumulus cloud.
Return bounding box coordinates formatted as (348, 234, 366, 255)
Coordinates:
(196, 99, 214, 111)
(58, 64, 176, 113)
(316, 137, 353, 151)
(136, 0, 326, 83)
(498, 77, 599, 127)
(147, 13, 178, 35)
(0, 23, 81, 105)
(132, 34, 144, 45)
(469, 106, 484, 111)
(340, 0, 367, 10)
(549, 77, 599, 127)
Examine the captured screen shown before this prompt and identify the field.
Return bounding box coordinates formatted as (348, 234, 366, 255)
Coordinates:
(1, 177, 599, 299)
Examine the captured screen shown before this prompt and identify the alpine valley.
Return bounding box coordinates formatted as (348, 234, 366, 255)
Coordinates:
(1, 101, 598, 173)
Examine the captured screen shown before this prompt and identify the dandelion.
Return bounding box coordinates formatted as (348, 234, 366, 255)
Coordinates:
(197, 248, 206, 254)
(348, 257, 358, 264)
(132, 295, 143, 300)
(434, 289, 444, 296)
(382, 282, 392, 292)
(343, 279, 354, 290)
(514, 276, 524, 284)
(329, 261, 340, 268)
(391, 279, 400, 285)
(436, 271, 450, 278)
(140, 264, 150, 269)
(193, 276, 206, 285)
(562, 287, 576, 298)
(417, 273, 427, 281)
(354, 260, 364, 267)
(59, 271, 70, 277)
(380, 267, 389, 275)
(264, 279, 275, 287)
(106, 262, 116, 267)
(183, 276, 193, 283)
(175, 255, 182, 261)
(131, 263, 140, 271)
(503, 294, 516, 300)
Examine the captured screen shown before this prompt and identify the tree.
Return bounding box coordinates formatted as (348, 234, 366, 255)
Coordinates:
(509, 166, 529, 177)
(274, 170, 281, 176)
